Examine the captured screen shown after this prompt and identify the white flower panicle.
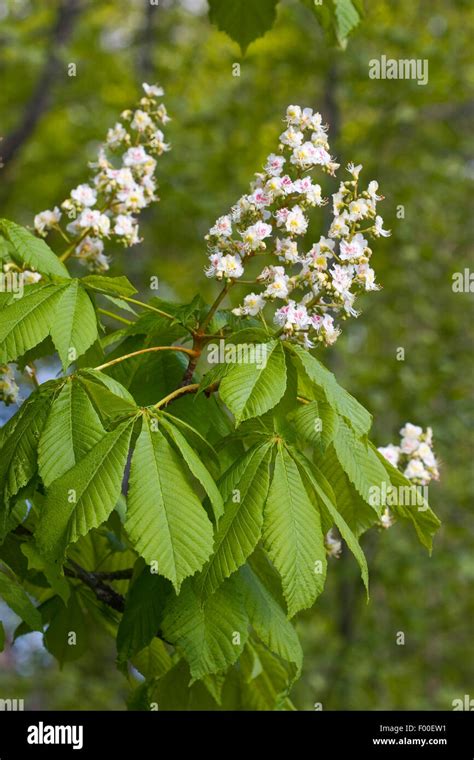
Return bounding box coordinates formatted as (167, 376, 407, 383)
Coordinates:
(378, 423, 440, 487)
(205, 105, 390, 348)
(33, 83, 170, 272)
(0, 364, 19, 406)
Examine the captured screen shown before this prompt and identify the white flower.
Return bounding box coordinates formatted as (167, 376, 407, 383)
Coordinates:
(106, 122, 128, 148)
(339, 233, 367, 261)
(374, 215, 391, 237)
(236, 292, 266, 316)
(131, 109, 153, 132)
(22, 270, 42, 284)
(285, 206, 308, 235)
(249, 189, 271, 208)
(264, 153, 285, 176)
(34, 207, 61, 235)
(329, 213, 350, 238)
(265, 274, 290, 299)
(347, 162, 363, 179)
(209, 215, 232, 238)
(416, 442, 437, 468)
(117, 184, 147, 211)
(70, 184, 97, 208)
(321, 314, 340, 345)
(114, 214, 136, 236)
(75, 236, 110, 273)
(280, 127, 304, 149)
(242, 221, 272, 250)
(76, 209, 111, 236)
(380, 508, 395, 529)
(400, 423, 423, 440)
(330, 264, 354, 294)
(220, 254, 244, 279)
(123, 145, 151, 166)
(368, 180, 383, 201)
(285, 105, 302, 124)
(356, 263, 378, 291)
(143, 83, 164, 98)
(276, 238, 300, 264)
(348, 198, 370, 222)
(378, 444, 400, 467)
(400, 437, 420, 455)
(404, 459, 430, 482)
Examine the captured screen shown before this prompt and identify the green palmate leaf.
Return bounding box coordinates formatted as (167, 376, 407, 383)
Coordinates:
(49, 280, 98, 369)
(293, 449, 369, 594)
(0, 283, 67, 364)
(208, 0, 280, 53)
(263, 443, 327, 618)
(305, 0, 362, 47)
(373, 445, 441, 552)
(145, 659, 220, 711)
(291, 398, 339, 451)
(333, 418, 390, 512)
(240, 641, 296, 711)
(0, 219, 70, 279)
(162, 576, 248, 679)
(219, 340, 287, 425)
(43, 590, 87, 666)
(333, 0, 361, 44)
(125, 417, 214, 592)
(238, 565, 302, 670)
(0, 570, 42, 630)
(199, 442, 273, 598)
(79, 369, 136, 403)
(158, 417, 223, 520)
(160, 410, 220, 470)
(117, 569, 171, 666)
(36, 418, 135, 561)
(131, 639, 173, 680)
(314, 442, 379, 537)
(0, 382, 57, 507)
(291, 344, 371, 436)
(81, 275, 137, 298)
(38, 380, 104, 487)
(78, 375, 137, 425)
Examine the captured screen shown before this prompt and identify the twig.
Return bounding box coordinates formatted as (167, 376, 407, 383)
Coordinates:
(94, 345, 198, 372)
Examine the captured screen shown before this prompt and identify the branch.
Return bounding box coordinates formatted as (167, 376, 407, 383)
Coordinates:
(0, 0, 82, 169)
(64, 560, 125, 613)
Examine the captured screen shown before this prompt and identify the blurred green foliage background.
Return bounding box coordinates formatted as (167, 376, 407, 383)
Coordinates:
(0, 0, 473, 710)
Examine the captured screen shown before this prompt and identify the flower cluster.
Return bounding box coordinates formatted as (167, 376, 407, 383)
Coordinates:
(0, 364, 19, 406)
(378, 423, 440, 487)
(205, 105, 390, 347)
(34, 83, 170, 272)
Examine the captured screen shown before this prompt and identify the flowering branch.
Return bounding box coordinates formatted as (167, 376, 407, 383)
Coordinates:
(204, 105, 391, 349)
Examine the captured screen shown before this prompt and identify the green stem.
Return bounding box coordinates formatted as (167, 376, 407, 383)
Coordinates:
(98, 308, 133, 326)
(94, 346, 198, 372)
